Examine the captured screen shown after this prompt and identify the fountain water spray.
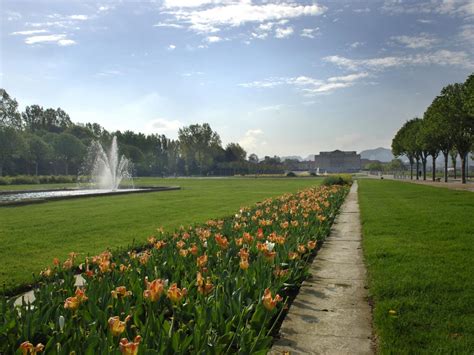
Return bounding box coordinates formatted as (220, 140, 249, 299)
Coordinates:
(82, 136, 133, 190)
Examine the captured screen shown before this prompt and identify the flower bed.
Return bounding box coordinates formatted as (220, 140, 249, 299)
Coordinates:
(1, 185, 348, 354)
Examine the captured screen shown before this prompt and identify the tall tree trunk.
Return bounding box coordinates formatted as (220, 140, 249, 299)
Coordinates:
(452, 157, 457, 179)
(461, 155, 466, 184)
(422, 158, 427, 181)
(416, 160, 420, 180)
(410, 162, 413, 180)
(432, 156, 436, 181)
(443, 153, 448, 183)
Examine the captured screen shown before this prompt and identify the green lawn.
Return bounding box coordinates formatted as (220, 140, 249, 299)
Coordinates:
(0, 177, 321, 293)
(358, 179, 474, 353)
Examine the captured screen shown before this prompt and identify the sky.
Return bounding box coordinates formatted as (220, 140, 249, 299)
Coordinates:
(1, 0, 473, 158)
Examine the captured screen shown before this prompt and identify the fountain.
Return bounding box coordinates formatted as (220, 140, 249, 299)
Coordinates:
(0, 136, 180, 206)
(83, 136, 134, 190)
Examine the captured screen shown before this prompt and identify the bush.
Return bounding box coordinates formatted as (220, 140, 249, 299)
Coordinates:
(286, 171, 297, 177)
(1, 185, 349, 353)
(321, 174, 353, 186)
(0, 175, 77, 186)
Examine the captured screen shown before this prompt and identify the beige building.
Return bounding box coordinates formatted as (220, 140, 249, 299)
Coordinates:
(314, 150, 361, 173)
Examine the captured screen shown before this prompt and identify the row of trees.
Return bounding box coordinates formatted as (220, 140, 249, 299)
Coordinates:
(0, 89, 290, 177)
(392, 73, 474, 183)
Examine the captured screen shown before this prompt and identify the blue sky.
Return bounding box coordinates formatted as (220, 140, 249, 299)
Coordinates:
(1, 0, 473, 158)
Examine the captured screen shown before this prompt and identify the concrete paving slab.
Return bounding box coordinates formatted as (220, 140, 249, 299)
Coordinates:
(271, 181, 373, 354)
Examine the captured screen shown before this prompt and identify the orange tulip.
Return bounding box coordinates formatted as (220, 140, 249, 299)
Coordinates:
(239, 258, 249, 270)
(64, 288, 88, 310)
(288, 252, 299, 260)
(197, 254, 208, 268)
(189, 243, 199, 255)
(196, 272, 214, 295)
(155, 240, 167, 250)
(215, 234, 229, 249)
(262, 288, 283, 311)
(40, 267, 53, 278)
(143, 278, 165, 302)
(147, 236, 157, 245)
(297, 244, 306, 254)
(19, 341, 44, 355)
(119, 336, 142, 355)
(167, 283, 187, 304)
(307, 240, 317, 250)
(176, 240, 186, 249)
(111, 286, 132, 299)
(108, 315, 131, 337)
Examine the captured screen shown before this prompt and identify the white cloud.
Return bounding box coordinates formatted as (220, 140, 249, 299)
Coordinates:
(239, 129, 267, 152)
(417, 19, 433, 23)
(240, 72, 369, 95)
(324, 50, 473, 70)
(168, 44, 177, 50)
(11, 29, 49, 36)
(147, 118, 183, 135)
(459, 24, 474, 44)
(24, 34, 76, 46)
(163, 0, 230, 8)
(205, 35, 222, 43)
(350, 41, 364, 49)
(153, 22, 184, 28)
(181, 71, 204, 77)
(275, 26, 294, 39)
(353, 8, 371, 13)
(166, 2, 326, 34)
(97, 70, 122, 77)
(257, 104, 284, 112)
(390, 33, 438, 49)
(382, 0, 474, 18)
(98, 5, 114, 13)
(5, 11, 22, 21)
(301, 28, 319, 39)
(69, 15, 89, 21)
(58, 39, 76, 46)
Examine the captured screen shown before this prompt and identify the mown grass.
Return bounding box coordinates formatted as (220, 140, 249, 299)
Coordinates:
(358, 179, 474, 353)
(0, 177, 321, 293)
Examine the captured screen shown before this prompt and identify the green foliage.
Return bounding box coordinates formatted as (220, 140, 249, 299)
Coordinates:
(391, 72, 474, 182)
(286, 171, 296, 177)
(321, 174, 352, 186)
(359, 179, 474, 353)
(0, 175, 77, 186)
(0, 178, 323, 292)
(0, 184, 348, 353)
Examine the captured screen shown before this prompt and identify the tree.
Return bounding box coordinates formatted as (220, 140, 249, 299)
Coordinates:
(424, 96, 455, 182)
(22, 105, 44, 131)
(225, 143, 247, 162)
(385, 159, 405, 173)
(178, 123, 222, 175)
(392, 120, 416, 179)
(0, 89, 22, 129)
(25, 135, 52, 175)
(53, 133, 86, 175)
(0, 127, 26, 176)
(436, 82, 473, 183)
(365, 161, 383, 171)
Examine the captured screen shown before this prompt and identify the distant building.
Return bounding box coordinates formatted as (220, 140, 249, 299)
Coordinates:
(314, 150, 361, 173)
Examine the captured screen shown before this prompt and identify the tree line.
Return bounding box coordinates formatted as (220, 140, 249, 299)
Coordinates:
(0, 89, 290, 178)
(391, 73, 474, 184)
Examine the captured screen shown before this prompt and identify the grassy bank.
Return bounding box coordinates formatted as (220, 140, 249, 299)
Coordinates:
(358, 179, 474, 353)
(0, 177, 321, 292)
